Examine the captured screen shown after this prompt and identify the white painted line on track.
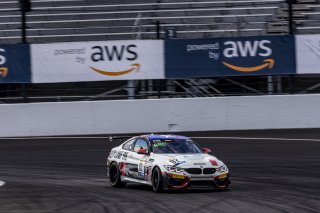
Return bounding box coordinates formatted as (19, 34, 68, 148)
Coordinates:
(0, 136, 320, 142)
(192, 136, 320, 142)
(0, 136, 108, 140)
(0, 180, 5, 187)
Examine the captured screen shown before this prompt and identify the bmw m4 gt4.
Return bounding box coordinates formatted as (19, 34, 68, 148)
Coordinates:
(107, 134, 230, 192)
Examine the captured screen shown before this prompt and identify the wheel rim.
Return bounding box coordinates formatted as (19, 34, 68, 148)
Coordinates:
(110, 165, 118, 184)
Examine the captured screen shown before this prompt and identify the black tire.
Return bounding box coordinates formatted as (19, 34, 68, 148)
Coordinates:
(152, 167, 163, 193)
(109, 162, 126, 188)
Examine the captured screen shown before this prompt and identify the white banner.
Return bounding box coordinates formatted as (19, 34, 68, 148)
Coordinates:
(296, 35, 320, 74)
(31, 40, 164, 83)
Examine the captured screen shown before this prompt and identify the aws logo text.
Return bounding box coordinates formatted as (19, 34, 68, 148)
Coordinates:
(222, 40, 275, 72)
(90, 44, 139, 76)
(0, 48, 8, 77)
(91, 45, 137, 61)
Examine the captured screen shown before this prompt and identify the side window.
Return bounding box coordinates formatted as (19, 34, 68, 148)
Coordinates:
(133, 139, 149, 153)
(122, 139, 135, 151)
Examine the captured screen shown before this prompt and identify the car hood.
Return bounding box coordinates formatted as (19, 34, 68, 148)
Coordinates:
(152, 153, 221, 167)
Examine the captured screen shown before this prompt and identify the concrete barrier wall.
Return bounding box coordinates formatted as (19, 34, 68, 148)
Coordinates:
(1, 94, 320, 137)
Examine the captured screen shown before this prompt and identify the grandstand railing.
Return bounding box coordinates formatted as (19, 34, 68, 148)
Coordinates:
(1, 75, 320, 103)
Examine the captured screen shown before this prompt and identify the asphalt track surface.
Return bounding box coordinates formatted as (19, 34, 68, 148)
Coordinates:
(0, 129, 319, 213)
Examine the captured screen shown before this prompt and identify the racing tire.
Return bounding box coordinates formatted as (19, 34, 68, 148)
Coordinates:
(109, 162, 126, 188)
(152, 167, 163, 193)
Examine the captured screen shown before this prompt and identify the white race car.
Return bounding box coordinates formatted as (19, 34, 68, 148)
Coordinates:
(107, 134, 230, 192)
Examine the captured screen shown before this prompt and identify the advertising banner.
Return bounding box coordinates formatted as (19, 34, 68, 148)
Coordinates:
(0, 44, 31, 83)
(165, 36, 296, 78)
(296, 35, 320, 74)
(31, 40, 164, 83)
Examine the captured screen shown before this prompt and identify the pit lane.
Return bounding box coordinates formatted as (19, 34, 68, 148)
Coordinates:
(0, 129, 319, 213)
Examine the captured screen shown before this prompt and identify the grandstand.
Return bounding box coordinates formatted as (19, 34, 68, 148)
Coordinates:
(0, 0, 320, 44)
(1, 0, 320, 103)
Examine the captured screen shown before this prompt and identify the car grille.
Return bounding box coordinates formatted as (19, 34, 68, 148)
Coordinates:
(184, 168, 216, 175)
(185, 168, 202, 174)
(203, 168, 216, 174)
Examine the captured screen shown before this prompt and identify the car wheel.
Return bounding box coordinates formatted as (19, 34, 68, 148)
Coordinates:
(109, 162, 126, 188)
(152, 167, 163, 193)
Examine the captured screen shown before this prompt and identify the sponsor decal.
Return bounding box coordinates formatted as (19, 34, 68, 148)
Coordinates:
(90, 63, 140, 76)
(114, 151, 123, 159)
(186, 40, 275, 73)
(89, 44, 140, 77)
(169, 159, 186, 166)
(172, 174, 185, 179)
(190, 175, 213, 180)
(222, 59, 274, 72)
(0, 67, 8, 77)
(108, 150, 117, 159)
(138, 161, 144, 173)
(0, 48, 8, 78)
(0, 45, 31, 83)
(215, 173, 228, 180)
(296, 35, 320, 74)
(153, 142, 166, 148)
(166, 36, 296, 78)
(32, 40, 164, 83)
(221, 40, 274, 72)
(122, 152, 128, 161)
(194, 163, 206, 166)
(209, 159, 218, 166)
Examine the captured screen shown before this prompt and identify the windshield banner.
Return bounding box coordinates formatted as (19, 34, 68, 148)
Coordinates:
(31, 40, 165, 83)
(0, 44, 31, 83)
(165, 35, 296, 78)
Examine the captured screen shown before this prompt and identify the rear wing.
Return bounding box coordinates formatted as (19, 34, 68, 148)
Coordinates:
(108, 135, 133, 142)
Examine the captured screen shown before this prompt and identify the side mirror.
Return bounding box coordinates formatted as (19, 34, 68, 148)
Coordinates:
(137, 148, 149, 155)
(202, 147, 212, 154)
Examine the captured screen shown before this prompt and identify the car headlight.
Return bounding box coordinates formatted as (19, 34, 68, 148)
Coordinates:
(217, 165, 228, 173)
(164, 165, 183, 173)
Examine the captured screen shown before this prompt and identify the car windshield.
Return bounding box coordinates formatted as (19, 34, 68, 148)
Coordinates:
(151, 139, 203, 154)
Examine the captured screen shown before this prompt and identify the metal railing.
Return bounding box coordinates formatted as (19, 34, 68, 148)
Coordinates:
(1, 75, 320, 103)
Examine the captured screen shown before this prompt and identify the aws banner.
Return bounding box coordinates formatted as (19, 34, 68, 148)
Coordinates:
(0, 44, 31, 83)
(31, 40, 164, 83)
(165, 36, 296, 78)
(296, 35, 320, 74)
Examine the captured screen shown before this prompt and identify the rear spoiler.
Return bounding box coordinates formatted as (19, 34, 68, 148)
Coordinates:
(108, 136, 133, 142)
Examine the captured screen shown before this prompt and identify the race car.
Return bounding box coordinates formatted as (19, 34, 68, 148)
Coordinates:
(106, 134, 230, 192)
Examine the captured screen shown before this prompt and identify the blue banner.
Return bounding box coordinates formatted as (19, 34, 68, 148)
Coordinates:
(0, 44, 31, 83)
(165, 36, 296, 78)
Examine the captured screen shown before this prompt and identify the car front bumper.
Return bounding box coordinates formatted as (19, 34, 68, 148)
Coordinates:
(162, 172, 230, 190)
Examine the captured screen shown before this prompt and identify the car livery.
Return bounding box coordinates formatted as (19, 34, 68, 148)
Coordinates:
(107, 134, 230, 192)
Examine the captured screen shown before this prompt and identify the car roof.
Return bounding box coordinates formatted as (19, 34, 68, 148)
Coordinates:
(142, 134, 190, 141)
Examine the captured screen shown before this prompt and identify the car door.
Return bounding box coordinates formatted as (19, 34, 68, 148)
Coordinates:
(119, 138, 138, 179)
(130, 138, 151, 181)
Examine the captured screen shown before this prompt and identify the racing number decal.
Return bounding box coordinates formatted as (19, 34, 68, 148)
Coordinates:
(138, 162, 143, 173)
(122, 152, 128, 161)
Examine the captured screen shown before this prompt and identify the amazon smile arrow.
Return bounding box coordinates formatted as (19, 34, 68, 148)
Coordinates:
(222, 59, 275, 72)
(0, 67, 8, 77)
(90, 63, 140, 76)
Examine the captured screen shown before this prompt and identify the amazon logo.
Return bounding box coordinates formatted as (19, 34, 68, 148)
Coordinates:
(90, 44, 140, 76)
(222, 40, 275, 72)
(90, 63, 140, 76)
(0, 48, 8, 77)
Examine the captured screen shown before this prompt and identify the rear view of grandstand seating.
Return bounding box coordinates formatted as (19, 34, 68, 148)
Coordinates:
(0, 0, 320, 44)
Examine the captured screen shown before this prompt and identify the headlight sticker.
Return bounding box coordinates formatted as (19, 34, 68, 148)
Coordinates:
(217, 165, 228, 173)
